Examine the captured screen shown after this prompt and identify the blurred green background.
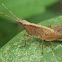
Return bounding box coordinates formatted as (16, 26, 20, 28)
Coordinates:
(0, 0, 62, 62)
(0, 0, 62, 48)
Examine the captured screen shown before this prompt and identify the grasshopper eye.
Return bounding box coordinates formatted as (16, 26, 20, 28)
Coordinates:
(45, 34, 47, 35)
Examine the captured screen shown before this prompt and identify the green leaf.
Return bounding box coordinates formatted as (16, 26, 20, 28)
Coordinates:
(0, 0, 62, 62)
(0, 16, 62, 62)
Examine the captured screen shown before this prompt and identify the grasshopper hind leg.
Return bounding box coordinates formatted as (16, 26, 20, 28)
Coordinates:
(42, 40, 44, 54)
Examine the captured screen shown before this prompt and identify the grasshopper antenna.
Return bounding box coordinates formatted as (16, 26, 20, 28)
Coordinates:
(2, 3, 20, 20)
(0, 4, 30, 25)
(0, 12, 18, 21)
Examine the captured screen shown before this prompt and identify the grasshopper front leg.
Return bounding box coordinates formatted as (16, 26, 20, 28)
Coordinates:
(20, 36, 33, 47)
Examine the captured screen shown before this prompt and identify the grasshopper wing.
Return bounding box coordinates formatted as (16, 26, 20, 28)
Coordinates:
(25, 23, 55, 38)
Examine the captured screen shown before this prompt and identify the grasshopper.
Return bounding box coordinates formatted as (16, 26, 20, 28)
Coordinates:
(0, 4, 62, 54)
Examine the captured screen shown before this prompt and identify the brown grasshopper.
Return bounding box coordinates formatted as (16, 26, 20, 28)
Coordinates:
(0, 4, 62, 54)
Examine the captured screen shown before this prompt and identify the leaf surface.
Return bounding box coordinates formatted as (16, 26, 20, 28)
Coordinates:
(0, 16, 62, 62)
